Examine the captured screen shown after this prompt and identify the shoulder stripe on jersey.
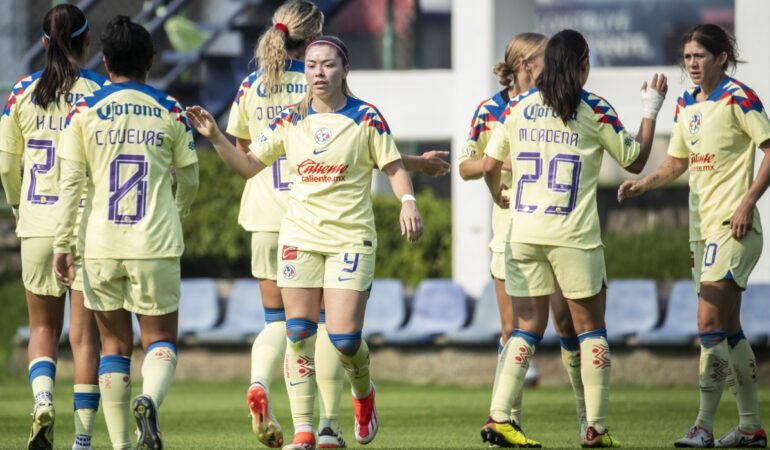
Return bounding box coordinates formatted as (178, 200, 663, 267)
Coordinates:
(673, 95, 686, 123)
(64, 81, 191, 131)
(582, 90, 624, 133)
(467, 91, 509, 142)
(79, 69, 109, 86)
(2, 71, 43, 117)
(499, 87, 538, 124)
(721, 78, 764, 114)
(234, 71, 258, 105)
(337, 97, 391, 135)
(267, 104, 301, 131)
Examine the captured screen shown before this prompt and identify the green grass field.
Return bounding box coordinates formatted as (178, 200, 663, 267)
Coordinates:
(0, 378, 767, 449)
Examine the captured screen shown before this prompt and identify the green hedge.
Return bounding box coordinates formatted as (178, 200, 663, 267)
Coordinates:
(181, 150, 452, 282)
(604, 228, 691, 280)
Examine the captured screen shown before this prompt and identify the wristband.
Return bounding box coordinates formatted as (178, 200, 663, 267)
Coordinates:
(11, 206, 19, 217)
(401, 194, 416, 203)
(640, 87, 664, 120)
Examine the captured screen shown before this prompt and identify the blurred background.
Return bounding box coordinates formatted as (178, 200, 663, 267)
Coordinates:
(1, 0, 768, 386)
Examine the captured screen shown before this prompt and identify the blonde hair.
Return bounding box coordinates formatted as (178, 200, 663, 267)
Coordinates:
(256, 0, 323, 97)
(493, 32, 547, 89)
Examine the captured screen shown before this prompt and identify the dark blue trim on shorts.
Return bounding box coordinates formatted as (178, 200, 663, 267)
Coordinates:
(98, 355, 131, 375)
(74, 392, 100, 410)
(724, 270, 734, 280)
(29, 360, 56, 384)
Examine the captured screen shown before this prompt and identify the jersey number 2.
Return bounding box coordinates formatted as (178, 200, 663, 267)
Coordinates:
(26, 139, 59, 205)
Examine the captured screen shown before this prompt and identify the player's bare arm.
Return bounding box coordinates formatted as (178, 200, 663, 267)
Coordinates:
(482, 156, 509, 209)
(731, 140, 770, 239)
(625, 73, 668, 174)
(383, 159, 423, 243)
(617, 155, 688, 203)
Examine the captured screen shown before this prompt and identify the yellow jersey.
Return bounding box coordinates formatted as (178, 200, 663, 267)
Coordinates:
(226, 60, 306, 231)
(486, 88, 640, 249)
(251, 96, 402, 254)
(0, 69, 107, 237)
(55, 81, 198, 258)
(668, 77, 770, 241)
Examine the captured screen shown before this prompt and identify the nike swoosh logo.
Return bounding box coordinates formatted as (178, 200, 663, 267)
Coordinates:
(313, 149, 328, 155)
(690, 139, 699, 146)
(289, 381, 307, 386)
(338, 276, 354, 282)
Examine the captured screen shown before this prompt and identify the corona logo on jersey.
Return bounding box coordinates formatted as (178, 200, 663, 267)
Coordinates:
(314, 127, 332, 145)
(297, 159, 349, 183)
(689, 112, 702, 134)
(96, 100, 163, 122)
(255, 81, 308, 98)
(689, 151, 716, 172)
(282, 264, 296, 280)
(523, 103, 577, 122)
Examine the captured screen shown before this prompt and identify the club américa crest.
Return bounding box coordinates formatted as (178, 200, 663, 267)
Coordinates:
(314, 127, 332, 145)
(282, 264, 296, 280)
(688, 112, 702, 134)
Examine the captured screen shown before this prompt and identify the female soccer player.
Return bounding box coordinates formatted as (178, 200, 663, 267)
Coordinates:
(0, 5, 105, 449)
(187, 35, 422, 450)
(619, 24, 769, 448)
(483, 29, 667, 448)
(227, 3, 445, 447)
(53, 16, 199, 450)
(461, 32, 587, 446)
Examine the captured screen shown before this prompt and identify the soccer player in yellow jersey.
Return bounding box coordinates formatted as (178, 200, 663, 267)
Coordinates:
(619, 24, 770, 448)
(188, 35, 422, 450)
(484, 29, 667, 448)
(0, 5, 105, 449)
(52, 16, 199, 450)
(462, 32, 587, 447)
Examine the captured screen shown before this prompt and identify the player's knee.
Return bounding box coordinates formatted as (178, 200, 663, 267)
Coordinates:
(286, 318, 318, 344)
(328, 331, 362, 356)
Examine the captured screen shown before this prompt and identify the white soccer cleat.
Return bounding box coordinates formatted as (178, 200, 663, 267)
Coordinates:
(317, 426, 347, 448)
(675, 425, 715, 448)
(715, 427, 767, 448)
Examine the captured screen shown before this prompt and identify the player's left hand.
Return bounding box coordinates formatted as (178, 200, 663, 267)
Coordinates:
(419, 151, 450, 177)
(53, 253, 74, 288)
(400, 200, 423, 243)
(730, 201, 754, 239)
(493, 184, 509, 209)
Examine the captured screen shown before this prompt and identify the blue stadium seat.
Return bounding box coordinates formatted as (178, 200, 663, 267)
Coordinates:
(637, 279, 699, 346)
(362, 279, 405, 338)
(196, 279, 265, 344)
(381, 279, 467, 345)
(177, 278, 219, 338)
(443, 280, 501, 345)
(741, 283, 770, 346)
(605, 279, 659, 344)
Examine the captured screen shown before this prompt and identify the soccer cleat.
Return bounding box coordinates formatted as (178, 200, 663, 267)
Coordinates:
(317, 427, 347, 448)
(248, 383, 283, 448)
(674, 425, 714, 448)
(282, 431, 316, 450)
(133, 394, 162, 450)
(27, 400, 55, 450)
(480, 416, 542, 448)
(582, 426, 621, 448)
(352, 382, 378, 444)
(715, 427, 767, 448)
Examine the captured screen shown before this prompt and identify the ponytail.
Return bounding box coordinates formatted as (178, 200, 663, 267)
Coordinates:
(493, 32, 547, 89)
(537, 29, 588, 125)
(256, 0, 323, 97)
(33, 4, 88, 110)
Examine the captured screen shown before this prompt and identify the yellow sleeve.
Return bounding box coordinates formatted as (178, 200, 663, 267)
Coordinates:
(250, 122, 286, 166)
(59, 113, 86, 163)
(171, 110, 198, 169)
(0, 106, 23, 155)
(734, 103, 770, 148)
(667, 120, 688, 159)
(53, 158, 86, 254)
(597, 119, 640, 168)
(484, 124, 510, 162)
(175, 162, 199, 218)
(0, 150, 22, 205)
(225, 93, 250, 140)
(368, 110, 401, 169)
(460, 103, 489, 162)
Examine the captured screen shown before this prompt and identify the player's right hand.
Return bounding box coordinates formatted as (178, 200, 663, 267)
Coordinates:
(53, 253, 74, 288)
(185, 105, 220, 138)
(617, 180, 645, 203)
(400, 200, 423, 243)
(493, 184, 509, 209)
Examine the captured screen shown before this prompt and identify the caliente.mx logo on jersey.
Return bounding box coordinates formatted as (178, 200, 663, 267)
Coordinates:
(689, 112, 702, 134)
(314, 127, 332, 145)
